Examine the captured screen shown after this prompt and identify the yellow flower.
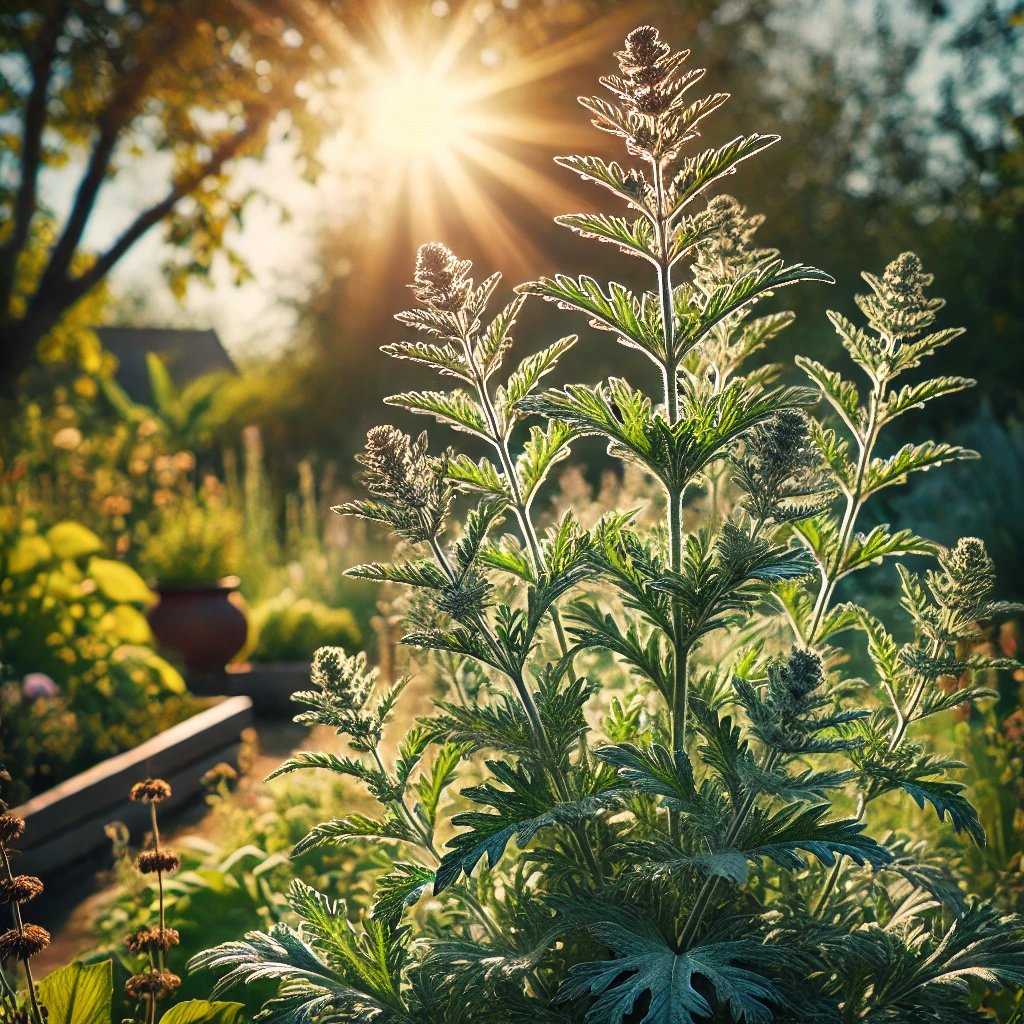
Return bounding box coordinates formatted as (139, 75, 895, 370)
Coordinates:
(44, 632, 64, 646)
(73, 376, 98, 399)
(57, 647, 76, 664)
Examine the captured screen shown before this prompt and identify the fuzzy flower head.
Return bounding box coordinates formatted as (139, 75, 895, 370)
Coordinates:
(129, 778, 171, 804)
(344, 426, 452, 544)
(933, 537, 995, 615)
(125, 928, 180, 955)
(733, 411, 830, 526)
(0, 876, 43, 905)
(857, 252, 944, 345)
(610, 25, 690, 116)
(310, 648, 374, 712)
(0, 925, 49, 960)
(136, 849, 181, 875)
(411, 243, 473, 313)
(0, 813, 25, 846)
(125, 970, 181, 1001)
(693, 196, 773, 290)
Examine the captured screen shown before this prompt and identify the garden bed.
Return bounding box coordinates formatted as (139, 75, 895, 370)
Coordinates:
(13, 695, 255, 878)
(193, 663, 311, 717)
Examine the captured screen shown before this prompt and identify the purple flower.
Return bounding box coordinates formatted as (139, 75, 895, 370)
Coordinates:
(22, 674, 60, 700)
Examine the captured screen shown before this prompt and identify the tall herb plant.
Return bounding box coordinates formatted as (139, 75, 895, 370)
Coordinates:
(193, 27, 1024, 1023)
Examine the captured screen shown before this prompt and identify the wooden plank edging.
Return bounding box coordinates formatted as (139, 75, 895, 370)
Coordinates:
(12, 696, 254, 876)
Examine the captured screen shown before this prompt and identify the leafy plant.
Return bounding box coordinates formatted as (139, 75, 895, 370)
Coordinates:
(139, 494, 242, 587)
(248, 594, 361, 664)
(0, 516, 190, 800)
(192, 26, 1024, 1024)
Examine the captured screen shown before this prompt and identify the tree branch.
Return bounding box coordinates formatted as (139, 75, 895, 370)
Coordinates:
(39, 12, 199, 290)
(37, 104, 276, 313)
(0, 2, 66, 313)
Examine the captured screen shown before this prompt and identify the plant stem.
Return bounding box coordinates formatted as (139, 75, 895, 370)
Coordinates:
(678, 751, 778, 949)
(150, 802, 166, 971)
(806, 381, 884, 645)
(0, 845, 42, 1024)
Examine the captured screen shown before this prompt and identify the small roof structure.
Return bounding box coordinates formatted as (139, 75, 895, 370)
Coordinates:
(96, 327, 237, 405)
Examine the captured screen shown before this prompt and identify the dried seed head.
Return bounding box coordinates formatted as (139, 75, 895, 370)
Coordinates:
(135, 849, 181, 875)
(125, 970, 181, 1000)
(129, 778, 172, 803)
(0, 925, 50, 960)
(411, 243, 473, 312)
(125, 928, 180, 955)
(0, 876, 44, 905)
(0, 813, 26, 845)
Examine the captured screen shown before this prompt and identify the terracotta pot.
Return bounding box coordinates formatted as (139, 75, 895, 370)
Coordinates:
(147, 576, 248, 675)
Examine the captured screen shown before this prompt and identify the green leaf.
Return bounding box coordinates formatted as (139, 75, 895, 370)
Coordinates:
(447, 454, 509, 497)
(862, 441, 978, 498)
(292, 813, 416, 855)
(87, 557, 155, 604)
(475, 295, 526, 380)
(675, 258, 834, 361)
(838, 525, 939, 577)
(46, 521, 104, 560)
(146, 351, 179, 416)
(372, 863, 435, 926)
(496, 335, 577, 429)
(667, 134, 780, 222)
(380, 339, 470, 382)
(159, 1001, 245, 1024)
(555, 212, 657, 262)
(899, 777, 986, 846)
(796, 357, 863, 437)
(518, 276, 664, 365)
(516, 420, 576, 508)
(880, 375, 975, 424)
(384, 388, 489, 439)
(38, 959, 113, 1024)
(553, 154, 653, 214)
(346, 560, 450, 590)
(559, 920, 779, 1024)
(740, 803, 892, 870)
(435, 760, 610, 890)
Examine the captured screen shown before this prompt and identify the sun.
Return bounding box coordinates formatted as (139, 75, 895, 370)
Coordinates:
(304, 2, 634, 277)
(368, 72, 466, 159)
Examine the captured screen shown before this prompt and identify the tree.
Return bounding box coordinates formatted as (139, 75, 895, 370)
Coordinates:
(0, 0, 335, 384)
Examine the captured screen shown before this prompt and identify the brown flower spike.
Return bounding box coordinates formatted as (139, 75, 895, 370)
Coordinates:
(136, 850, 180, 875)
(125, 927, 179, 955)
(0, 876, 44, 905)
(0, 925, 49, 960)
(125, 970, 181, 1000)
(0, 814, 25, 845)
(129, 778, 172, 803)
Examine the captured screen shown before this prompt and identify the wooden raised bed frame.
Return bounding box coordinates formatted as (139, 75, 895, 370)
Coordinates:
(13, 696, 254, 877)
